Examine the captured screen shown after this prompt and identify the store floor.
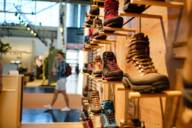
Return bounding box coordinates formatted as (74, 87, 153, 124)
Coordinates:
(22, 109, 80, 123)
(22, 73, 83, 123)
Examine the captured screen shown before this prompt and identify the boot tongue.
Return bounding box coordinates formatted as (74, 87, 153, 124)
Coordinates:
(127, 33, 157, 75)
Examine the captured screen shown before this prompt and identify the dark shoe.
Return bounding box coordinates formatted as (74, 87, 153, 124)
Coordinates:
(124, 0, 147, 13)
(183, 79, 192, 109)
(93, 32, 107, 40)
(102, 51, 123, 81)
(123, 33, 169, 93)
(100, 100, 118, 128)
(90, 5, 100, 16)
(104, 0, 124, 28)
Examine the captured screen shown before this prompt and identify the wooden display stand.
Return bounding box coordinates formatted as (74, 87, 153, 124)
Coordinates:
(0, 75, 23, 128)
(82, 0, 187, 127)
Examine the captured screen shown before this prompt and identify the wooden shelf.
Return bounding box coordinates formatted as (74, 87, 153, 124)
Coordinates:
(99, 32, 130, 37)
(93, 0, 104, 3)
(2, 88, 16, 92)
(103, 26, 136, 33)
(173, 41, 187, 48)
(120, 12, 162, 19)
(130, 0, 184, 8)
(92, 39, 116, 44)
(119, 90, 182, 99)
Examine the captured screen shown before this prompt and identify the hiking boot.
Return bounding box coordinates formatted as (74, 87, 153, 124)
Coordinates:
(123, 32, 169, 93)
(100, 100, 118, 128)
(123, 0, 147, 13)
(90, 5, 100, 16)
(90, 90, 101, 113)
(102, 51, 123, 81)
(183, 79, 192, 108)
(104, 0, 123, 28)
(93, 17, 103, 29)
(93, 55, 103, 77)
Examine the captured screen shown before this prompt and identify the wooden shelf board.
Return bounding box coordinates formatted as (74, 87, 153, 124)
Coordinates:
(173, 44, 187, 59)
(102, 80, 123, 84)
(120, 12, 162, 19)
(99, 32, 129, 37)
(173, 41, 187, 48)
(103, 27, 136, 32)
(93, 0, 104, 3)
(2, 88, 16, 92)
(125, 90, 182, 99)
(92, 39, 116, 44)
(130, 0, 184, 8)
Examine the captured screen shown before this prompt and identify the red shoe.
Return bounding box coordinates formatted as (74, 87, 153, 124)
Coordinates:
(104, 0, 123, 28)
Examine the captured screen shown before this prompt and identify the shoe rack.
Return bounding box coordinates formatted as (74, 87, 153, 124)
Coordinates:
(82, 0, 186, 128)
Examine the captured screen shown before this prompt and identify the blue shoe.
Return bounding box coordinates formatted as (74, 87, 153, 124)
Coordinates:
(100, 100, 118, 128)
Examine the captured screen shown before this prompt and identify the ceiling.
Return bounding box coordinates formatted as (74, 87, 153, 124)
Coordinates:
(30, 0, 90, 4)
(0, 23, 57, 39)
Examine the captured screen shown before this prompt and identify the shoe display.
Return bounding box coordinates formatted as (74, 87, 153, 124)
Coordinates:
(102, 51, 123, 81)
(90, 90, 101, 113)
(123, 32, 169, 93)
(100, 100, 118, 128)
(104, 0, 124, 28)
(183, 80, 192, 108)
(93, 55, 103, 77)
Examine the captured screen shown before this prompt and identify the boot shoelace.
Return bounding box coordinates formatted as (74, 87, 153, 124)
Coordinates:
(127, 43, 157, 75)
(104, 0, 119, 18)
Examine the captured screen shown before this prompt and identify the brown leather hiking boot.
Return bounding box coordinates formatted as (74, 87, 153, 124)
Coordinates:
(123, 33, 169, 93)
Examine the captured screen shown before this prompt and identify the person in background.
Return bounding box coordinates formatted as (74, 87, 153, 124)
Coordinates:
(44, 50, 70, 111)
(75, 64, 80, 75)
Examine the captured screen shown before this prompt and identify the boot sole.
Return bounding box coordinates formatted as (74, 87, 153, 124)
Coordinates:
(104, 17, 124, 33)
(124, 77, 169, 93)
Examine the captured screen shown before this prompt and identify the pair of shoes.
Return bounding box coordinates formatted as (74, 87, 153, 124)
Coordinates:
(100, 100, 118, 128)
(93, 55, 103, 77)
(102, 51, 123, 81)
(123, 32, 169, 93)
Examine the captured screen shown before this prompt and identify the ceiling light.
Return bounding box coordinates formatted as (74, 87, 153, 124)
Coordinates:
(60, 27, 64, 33)
(33, 33, 37, 36)
(31, 30, 34, 34)
(27, 27, 31, 31)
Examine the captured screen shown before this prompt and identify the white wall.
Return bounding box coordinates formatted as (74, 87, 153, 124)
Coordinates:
(1, 37, 51, 72)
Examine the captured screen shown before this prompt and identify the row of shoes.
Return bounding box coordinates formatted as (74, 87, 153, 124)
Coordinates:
(83, 51, 124, 81)
(84, 32, 170, 93)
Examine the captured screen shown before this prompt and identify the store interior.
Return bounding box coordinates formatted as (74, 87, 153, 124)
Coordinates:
(0, 0, 192, 128)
